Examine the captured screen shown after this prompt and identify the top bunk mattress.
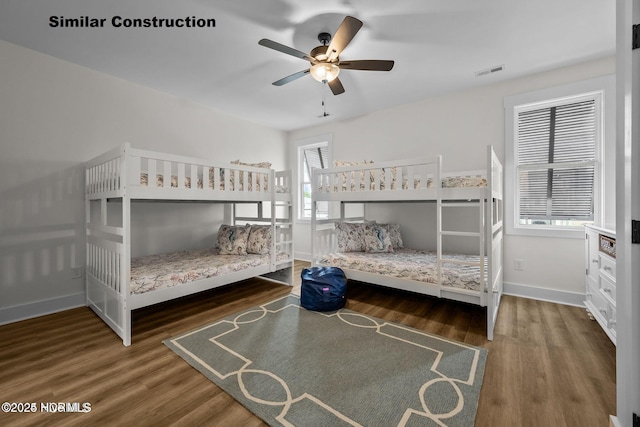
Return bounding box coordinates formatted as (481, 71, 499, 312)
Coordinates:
(317, 248, 485, 292)
(130, 248, 289, 295)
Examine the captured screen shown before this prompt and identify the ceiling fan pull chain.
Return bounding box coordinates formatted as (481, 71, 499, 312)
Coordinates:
(321, 80, 329, 117)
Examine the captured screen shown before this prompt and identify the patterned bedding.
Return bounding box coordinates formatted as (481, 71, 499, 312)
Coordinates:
(130, 248, 289, 295)
(318, 248, 485, 291)
(321, 175, 487, 192)
(139, 172, 289, 193)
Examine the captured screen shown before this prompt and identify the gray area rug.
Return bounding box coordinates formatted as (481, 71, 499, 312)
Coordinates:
(164, 295, 487, 426)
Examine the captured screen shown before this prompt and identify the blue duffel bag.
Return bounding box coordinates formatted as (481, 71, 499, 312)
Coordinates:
(300, 267, 347, 312)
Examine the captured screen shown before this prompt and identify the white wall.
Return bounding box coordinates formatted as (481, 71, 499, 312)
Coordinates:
(290, 56, 615, 304)
(0, 40, 287, 323)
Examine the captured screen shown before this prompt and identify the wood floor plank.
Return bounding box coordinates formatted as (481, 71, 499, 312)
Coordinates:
(0, 262, 615, 427)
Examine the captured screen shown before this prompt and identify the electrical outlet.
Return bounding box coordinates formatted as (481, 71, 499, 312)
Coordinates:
(72, 267, 83, 279)
(514, 259, 524, 271)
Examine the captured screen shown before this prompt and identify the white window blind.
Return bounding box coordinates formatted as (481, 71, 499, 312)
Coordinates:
(298, 140, 330, 220)
(302, 145, 329, 183)
(516, 99, 597, 224)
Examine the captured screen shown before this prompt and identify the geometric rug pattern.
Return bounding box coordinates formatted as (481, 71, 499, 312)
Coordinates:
(164, 295, 487, 427)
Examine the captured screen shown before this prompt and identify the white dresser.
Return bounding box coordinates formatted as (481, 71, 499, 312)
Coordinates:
(584, 225, 617, 345)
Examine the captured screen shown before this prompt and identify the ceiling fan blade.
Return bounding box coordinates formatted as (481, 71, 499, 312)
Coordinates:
(328, 78, 345, 95)
(339, 60, 395, 71)
(272, 69, 310, 86)
(326, 16, 363, 62)
(259, 39, 317, 64)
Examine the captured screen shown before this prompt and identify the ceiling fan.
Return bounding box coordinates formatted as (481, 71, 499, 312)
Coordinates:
(258, 16, 394, 95)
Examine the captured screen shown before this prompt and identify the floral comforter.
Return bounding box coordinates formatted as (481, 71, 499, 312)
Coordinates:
(130, 248, 288, 294)
(318, 248, 485, 291)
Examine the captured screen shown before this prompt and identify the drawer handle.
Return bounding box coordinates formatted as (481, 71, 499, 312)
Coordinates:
(609, 319, 616, 327)
(603, 288, 611, 294)
(592, 258, 599, 263)
(604, 266, 613, 272)
(599, 309, 607, 315)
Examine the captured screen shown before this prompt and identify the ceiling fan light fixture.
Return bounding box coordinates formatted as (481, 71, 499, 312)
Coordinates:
(310, 63, 340, 83)
(259, 16, 392, 95)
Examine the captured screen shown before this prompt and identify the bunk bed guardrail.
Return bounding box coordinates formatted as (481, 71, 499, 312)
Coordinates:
(86, 142, 289, 201)
(313, 156, 443, 201)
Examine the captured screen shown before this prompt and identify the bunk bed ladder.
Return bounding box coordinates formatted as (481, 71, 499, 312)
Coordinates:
(272, 197, 294, 285)
(486, 145, 504, 341)
(438, 201, 486, 301)
(232, 172, 295, 286)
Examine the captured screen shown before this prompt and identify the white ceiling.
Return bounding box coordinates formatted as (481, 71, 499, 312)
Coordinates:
(0, 0, 616, 131)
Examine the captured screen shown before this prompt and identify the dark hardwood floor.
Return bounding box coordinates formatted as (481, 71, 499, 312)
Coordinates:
(0, 260, 616, 426)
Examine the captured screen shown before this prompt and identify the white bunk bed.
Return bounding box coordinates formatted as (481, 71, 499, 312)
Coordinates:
(85, 143, 293, 346)
(311, 145, 503, 340)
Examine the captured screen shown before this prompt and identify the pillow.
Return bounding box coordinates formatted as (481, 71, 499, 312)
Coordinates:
(335, 222, 366, 252)
(363, 223, 394, 253)
(217, 224, 251, 255)
(247, 225, 272, 255)
(376, 223, 404, 249)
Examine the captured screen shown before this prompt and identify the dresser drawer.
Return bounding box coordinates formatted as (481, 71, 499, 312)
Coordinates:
(586, 230, 600, 281)
(600, 274, 616, 303)
(599, 254, 616, 280)
(588, 283, 609, 318)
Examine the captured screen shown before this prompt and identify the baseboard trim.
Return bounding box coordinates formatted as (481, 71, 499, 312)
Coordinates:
(503, 281, 585, 307)
(0, 293, 85, 326)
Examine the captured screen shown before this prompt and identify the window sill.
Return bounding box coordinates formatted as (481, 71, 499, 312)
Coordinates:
(505, 224, 586, 239)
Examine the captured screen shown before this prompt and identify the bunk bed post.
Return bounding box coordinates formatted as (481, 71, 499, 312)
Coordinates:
(486, 146, 495, 341)
(224, 204, 235, 226)
(311, 201, 317, 266)
(436, 156, 443, 288)
(121, 145, 132, 346)
(270, 194, 276, 270)
(479, 196, 486, 308)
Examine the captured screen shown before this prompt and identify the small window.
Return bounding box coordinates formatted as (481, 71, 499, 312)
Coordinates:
(297, 136, 331, 220)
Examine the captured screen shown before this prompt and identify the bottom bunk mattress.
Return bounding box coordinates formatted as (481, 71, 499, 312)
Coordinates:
(130, 248, 289, 295)
(317, 248, 485, 292)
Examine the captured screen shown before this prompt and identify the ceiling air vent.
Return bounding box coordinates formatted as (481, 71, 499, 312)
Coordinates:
(475, 65, 505, 77)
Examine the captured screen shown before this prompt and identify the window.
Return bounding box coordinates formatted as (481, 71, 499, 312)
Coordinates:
(516, 97, 598, 226)
(296, 135, 331, 220)
(505, 75, 614, 238)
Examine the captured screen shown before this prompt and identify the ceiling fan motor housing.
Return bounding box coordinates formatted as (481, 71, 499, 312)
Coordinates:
(310, 45, 332, 62)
